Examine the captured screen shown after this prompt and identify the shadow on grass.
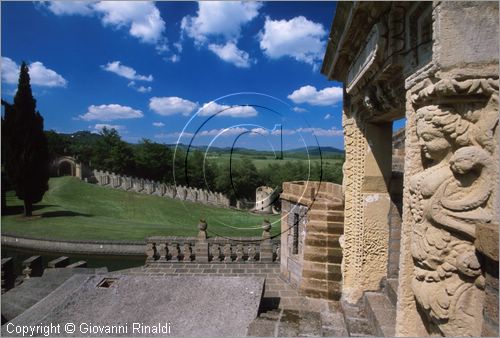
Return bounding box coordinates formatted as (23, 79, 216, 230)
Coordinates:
(2, 204, 55, 216)
(41, 211, 93, 218)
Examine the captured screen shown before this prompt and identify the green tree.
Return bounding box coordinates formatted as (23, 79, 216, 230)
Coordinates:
(45, 130, 70, 160)
(91, 127, 134, 175)
(134, 139, 173, 182)
(2, 62, 50, 216)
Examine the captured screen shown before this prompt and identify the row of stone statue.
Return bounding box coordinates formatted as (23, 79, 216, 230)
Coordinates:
(92, 170, 231, 208)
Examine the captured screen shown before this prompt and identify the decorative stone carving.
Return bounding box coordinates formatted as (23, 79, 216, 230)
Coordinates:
(408, 77, 498, 336)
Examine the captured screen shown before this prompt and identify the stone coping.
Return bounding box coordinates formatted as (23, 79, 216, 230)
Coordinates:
(1, 233, 145, 256)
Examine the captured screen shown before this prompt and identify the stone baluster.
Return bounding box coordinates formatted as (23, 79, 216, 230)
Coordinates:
(158, 243, 167, 261)
(235, 244, 243, 262)
(260, 220, 273, 262)
(195, 220, 209, 262)
(183, 243, 192, 262)
(275, 244, 280, 262)
(145, 242, 156, 262)
(169, 243, 180, 261)
(223, 244, 232, 262)
(247, 244, 256, 262)
(211, 243, 221, 262)
(22, 256, 42, 279)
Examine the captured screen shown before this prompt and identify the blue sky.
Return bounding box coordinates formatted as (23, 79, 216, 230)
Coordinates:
(1, 1, 354, 151)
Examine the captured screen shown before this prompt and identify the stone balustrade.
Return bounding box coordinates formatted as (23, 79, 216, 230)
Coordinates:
(146, 221, 280, 264)
(92, 170, 231, 208)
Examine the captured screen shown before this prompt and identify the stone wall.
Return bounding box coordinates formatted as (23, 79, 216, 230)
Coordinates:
(280, 181, 344, 301)
(92, 170, 231, 208)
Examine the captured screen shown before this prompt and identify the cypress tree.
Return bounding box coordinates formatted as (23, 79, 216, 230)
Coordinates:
(2, 62, 50, 216)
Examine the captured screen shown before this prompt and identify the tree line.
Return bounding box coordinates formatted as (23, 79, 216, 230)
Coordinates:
(46, 128, 343, 205)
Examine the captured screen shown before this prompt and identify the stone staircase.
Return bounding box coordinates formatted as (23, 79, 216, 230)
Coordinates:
(363, 278, 398, 337)
(1, 267, 107, 323)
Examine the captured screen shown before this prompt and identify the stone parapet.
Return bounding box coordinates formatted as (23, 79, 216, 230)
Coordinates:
(92, 169, 231, 208)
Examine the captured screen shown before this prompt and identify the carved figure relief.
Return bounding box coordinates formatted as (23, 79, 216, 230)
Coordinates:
(408, 78, 498, 336)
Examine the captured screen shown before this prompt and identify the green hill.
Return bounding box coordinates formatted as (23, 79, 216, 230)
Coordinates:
(1, 177, 279, 241)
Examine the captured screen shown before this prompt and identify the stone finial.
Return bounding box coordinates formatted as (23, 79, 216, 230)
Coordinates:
(262, 219, 271, 239)
(198, 219, 208, 240)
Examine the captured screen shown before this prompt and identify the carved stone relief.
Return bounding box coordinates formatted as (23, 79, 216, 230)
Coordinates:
(407, 77, 498, 336)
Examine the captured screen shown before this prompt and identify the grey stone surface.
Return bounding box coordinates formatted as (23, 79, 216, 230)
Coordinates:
(364, 292, 396, 337)
(3, 275, 264, 337)
(2, 268, 107, 322)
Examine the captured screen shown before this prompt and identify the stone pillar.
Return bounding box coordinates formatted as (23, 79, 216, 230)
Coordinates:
(48, 256, 69, 268)
(260, 220, 273, 262)
(1, 257, 15, 293)
(341, 111, 392, 303)
(195, 220, 209, 262)
(22, 256, 43, 279)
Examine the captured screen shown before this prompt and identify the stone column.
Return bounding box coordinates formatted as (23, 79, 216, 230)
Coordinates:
(195, 220, 209, 262)
(341, 110, 392, 303)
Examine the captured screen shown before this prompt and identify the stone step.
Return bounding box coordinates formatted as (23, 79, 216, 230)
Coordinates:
(1, 267, 107, 322)
(364, 292, 396, 337)
(385, 278, 398, 307)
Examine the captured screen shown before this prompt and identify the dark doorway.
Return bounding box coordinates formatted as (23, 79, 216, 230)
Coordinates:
(59, 161, 73, 176)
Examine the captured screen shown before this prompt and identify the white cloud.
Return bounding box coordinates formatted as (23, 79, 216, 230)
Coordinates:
(198, 102, 258, 118)
(1, 57, 67, 88)
(288, 85, 343, 106)
(259, 16, 326, 67)
(152, 122, 165, 127)
(92, 1, 165, 44)
(102, 61, 153, 81)
(44, 1, 96, 16)
(208, 42, 252, 68)
(127, 81, 152, 93)
(324, 114, 332, 120)
(293, 107, 307, 113)
(80, 104, 144, 121)
(297, 127, 343, 137)
(166, 54, 181, 63)
(1, 57, 20, 84)
(181, 1, 261, 44)
(149, 96, 198, 116)
(44, 1, 167, 49)
(93, 123, 126, 131)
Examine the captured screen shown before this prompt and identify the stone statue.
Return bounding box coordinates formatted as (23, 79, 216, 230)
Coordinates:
(409, 101, 496, 336)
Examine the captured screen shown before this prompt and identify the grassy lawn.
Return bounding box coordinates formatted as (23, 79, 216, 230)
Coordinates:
(1, 177, 280, 241)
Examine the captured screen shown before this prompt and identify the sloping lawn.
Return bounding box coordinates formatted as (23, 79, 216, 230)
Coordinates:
(1, 177, 280, 241)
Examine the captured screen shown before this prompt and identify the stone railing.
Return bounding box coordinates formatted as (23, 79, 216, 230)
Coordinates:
(145, 220, 280, 264)
(92, 169, 231, 208)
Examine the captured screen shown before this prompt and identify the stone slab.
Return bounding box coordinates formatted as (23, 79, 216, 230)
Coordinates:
(2, 275, 265, 337)
(2, 268, 108, 322)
